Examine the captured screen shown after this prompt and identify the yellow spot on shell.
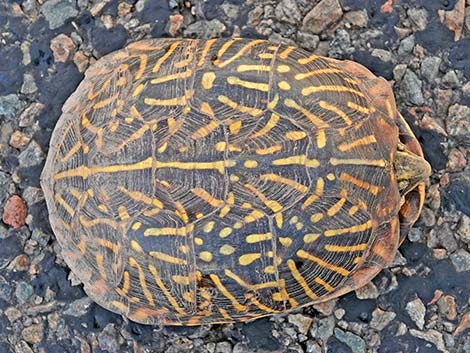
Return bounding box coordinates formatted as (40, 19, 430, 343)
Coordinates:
(201, 72, 216, 89)
(219, 227, 233, 238)
(264, 266, 276, 274)
(194, 237, 203, 245)
(285, 131, 307, 140)
(199, 251, 213, 262)
(131, 222, 142, 230)
(278, 81, 291, 90)
(233, 221, 243, 229)
(220, 245, 235, 255)
(215, 141, 226, 151)
(279, 237, 292, 247)
(230, 175, 240, 182)
(310, 213, 323, 223)
(203, 221, 215, 233)
(303, 233, 321, 243)
(277, 65, 291, 72)
(239, 253, 261, 266)
(131, 240, 143, 252)
(244, 160, 258, 168)
(229, 120, 242, 134)
(327, 173, 335, 181)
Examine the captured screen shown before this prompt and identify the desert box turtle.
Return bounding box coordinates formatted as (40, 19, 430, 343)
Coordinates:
(41, 38, 431, 326)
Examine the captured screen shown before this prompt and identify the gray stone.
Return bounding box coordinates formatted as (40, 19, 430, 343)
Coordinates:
(0, 276, 12, 301)
(442, 70, 459, 87)
(406, 297, 426, 329)
(400, 69, 424, 105)
(41, 0, 78, 30)
(420, 56, 442, 81)
(407, 8, 428, 31)
(371, 48, 392, 62)
(19, 102, 45, 127)
(220, 3, 239, 19)
(288, 313, 313, 335)
(0, 94, 26, 118)
(355, 282, 379, 299)
(18, 140, 45, 168)
(296, 32, 320, 51)
(398, 35, 415, 55)
(343, 10, 368, 28)
(31, 229, 51, 247)
(275, 0, 301, 24)
(22, 324, 44, 344)
(302, 0, 343, 34)
(409, 329, 448, 353)
(0, 171, 14, 204)
(447, 104, 470, 136)
(183, 19, 226, 39)
(15, 281, 34, 304)
(233, 343, 252, 353)
(457, 215, 470, 244)
(450, 249, 470, 272)
(370, 308, 396, 331)
(310, 316, 335, 343)
(215, 341, 232, 353)
(64, 297, 93, 317)
(393, 64, 408, 81)
(334, 328, 366, 353)
(21, 73, 38, 94)
(390, 250, 407, 267)
(98, 323, 120, 352)
(328, 29, 354, 58)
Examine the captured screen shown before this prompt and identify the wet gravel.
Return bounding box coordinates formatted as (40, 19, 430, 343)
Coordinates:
(1, 0, 470, 352)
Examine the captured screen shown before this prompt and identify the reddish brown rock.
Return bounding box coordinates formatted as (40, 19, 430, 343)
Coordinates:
(50, 34, 76, 63)
(9, 131, 31, 149)
(447, 148, 467, 172)
(438, 0, 465, 40)
(167, 14, 184, 37)
(118, 2, 133, 17)
(73, 51, 89, 73)
(381, 0, 394, 13)
(2, 195, 27, 228)
(302, 0, 343, 34)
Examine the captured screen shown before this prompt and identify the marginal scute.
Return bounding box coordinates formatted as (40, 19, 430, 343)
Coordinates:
(41, 38, 427, 326)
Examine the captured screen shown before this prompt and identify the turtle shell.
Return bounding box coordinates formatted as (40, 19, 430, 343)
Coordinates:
(41, 38, 427, 326)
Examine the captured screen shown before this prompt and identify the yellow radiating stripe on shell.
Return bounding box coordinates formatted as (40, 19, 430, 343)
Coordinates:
(295, 68, 343, 80)
(338, 135, 377, 151)
(340, 172, 382, 195)
(224, 269, 279, 291)
(256, 145, 282, 155)
(284, 98, 329, 128)
(54, 194, 75, 217)
(214, 39, 264, 68)
(61, 141, 82, 163)
(198, 38, 217, 66)
(149, 251, 188, 265)
(227, 76, 269, 92)
(302, 85, 365, 97)
(327, 198, 347, 216)
(209, 273, 247, 311)
(296, 250, 350, 276)
(285, 130, 307, 141)
(144, 224, 194, 237)
(191, 188, 224, 208)
(152, 42, 180, 72)
(244, 209, 264, 223)
(303, 233, 321, 243)
(218, 95, 263, 117)
(79, 215, 118, 229)
(297, 54, 321, 64)
(287, 259, 318, 300)
(237, 64, 271, 72)
(246, 294, 279, 313)
(251, 113, 280, 138)
(272, 155, 319, 168)
(261, 174, 308, 193)
(191, 120, 219, 139)
(347, 101, 374, 114)
(148, 264, 185, 315)
(129, 257, 155, 306)
(318, 100, 352, 126)
(119, 186, 163, 209)
(314, 277, 334, 291)
(151, 70, 193, 84)
(324, 243, 368, 252)
(330, 158, 386, 167)
(324, 220, 373, 237)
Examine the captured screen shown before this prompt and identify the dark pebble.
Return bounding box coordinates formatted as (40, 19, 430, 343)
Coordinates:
(90, 24, 129, 57)
(415, 21, 454, 54)
(339, 294, 375, 323)
(0, 235, 22, 270)
(27, 201, 52, 234)
(449, 39, 470, 80)
(31, 254, 85, 301)
(352, 50, 393, 80)
(0, 46, 25, 95)
(17, 163, 44, 188)
(443, 177, 470, 216)
(242, 318, 282, 351)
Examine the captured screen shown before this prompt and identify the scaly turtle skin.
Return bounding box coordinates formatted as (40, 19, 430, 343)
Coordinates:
(41, 38, 431, 326)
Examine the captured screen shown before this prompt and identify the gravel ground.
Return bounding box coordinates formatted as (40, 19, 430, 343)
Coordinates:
(0, 0, 470, 352)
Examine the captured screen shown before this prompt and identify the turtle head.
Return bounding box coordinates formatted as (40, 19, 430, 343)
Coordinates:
(393, 142, 431, 197)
